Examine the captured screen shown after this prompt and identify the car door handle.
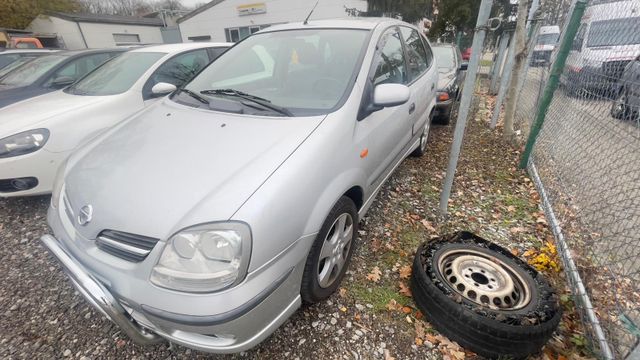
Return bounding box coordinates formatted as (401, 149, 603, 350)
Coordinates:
(409, 103, 416, 114)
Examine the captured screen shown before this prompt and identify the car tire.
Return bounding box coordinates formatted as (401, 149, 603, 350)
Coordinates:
(300, 196, 358, 304)
(411, 119, 431, 157)
(410, 232, 561, 359)
(611, 89, 631, 120)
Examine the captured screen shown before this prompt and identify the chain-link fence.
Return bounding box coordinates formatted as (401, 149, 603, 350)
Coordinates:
(511, 0, 640, 358)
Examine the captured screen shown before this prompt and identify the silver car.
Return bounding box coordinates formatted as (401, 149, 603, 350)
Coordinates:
(41, 18, 438, 354)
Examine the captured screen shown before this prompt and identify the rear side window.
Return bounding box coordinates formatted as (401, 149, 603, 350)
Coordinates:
(572, 24, 587, 51)
(400, 27, 431, 81)
(45, 53, 115, 87)
(373, 28, 407, 85)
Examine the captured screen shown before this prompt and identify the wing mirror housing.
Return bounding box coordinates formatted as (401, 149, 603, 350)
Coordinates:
(50, 76, 75, 89)
(460, 62, 469, 71)
(373, 83, 410, 108)
(151, 82, 177, 96)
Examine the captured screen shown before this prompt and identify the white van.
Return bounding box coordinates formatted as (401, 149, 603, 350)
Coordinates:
(563, 0, 640, 96)
(531, 25, 560, 66)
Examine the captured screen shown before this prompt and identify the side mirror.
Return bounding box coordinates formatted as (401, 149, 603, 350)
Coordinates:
(50, 76, 75, 89)
(460, 62, 468, 71)
(373, 83, 410, 108)
(151, 82, 177, 96)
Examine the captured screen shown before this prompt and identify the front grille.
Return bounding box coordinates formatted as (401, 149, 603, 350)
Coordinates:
(96, 230, 159, 262)
(602, 60, 631, 81)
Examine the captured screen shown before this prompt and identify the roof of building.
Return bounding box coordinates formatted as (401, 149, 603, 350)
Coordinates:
(177, 0, 225, 24)
(44, 11, 164, 27)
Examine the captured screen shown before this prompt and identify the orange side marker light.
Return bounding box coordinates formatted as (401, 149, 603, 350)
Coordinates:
(360, 148, 369, 158)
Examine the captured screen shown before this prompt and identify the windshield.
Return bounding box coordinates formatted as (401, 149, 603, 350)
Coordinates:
(0, 54, 21, 69)
(537, 33, 559, 45)
(0, 54, 67, 86)
(181, 28, 369, 116)
(433, 46, 456, 70)
(587, 17, 640, 47)
(66, 52, 165, 96)
(0, 57, 35, 78)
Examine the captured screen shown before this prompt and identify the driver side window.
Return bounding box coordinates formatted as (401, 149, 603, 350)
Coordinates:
(373, 28, 408, 86)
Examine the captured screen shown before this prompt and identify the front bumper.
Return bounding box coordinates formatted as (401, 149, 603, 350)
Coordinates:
(41, 203, 307, 353)
(0, 149, 68, 197)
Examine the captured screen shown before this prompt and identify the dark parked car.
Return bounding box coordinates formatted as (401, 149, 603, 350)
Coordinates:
(611, 55, 640, 121)
(0, 49, 57, 70)
(432, 44, 467, 124)
(0, 48, 125, 109)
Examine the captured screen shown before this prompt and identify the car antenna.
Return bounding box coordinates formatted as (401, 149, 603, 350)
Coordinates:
(303, 0, 320, 25)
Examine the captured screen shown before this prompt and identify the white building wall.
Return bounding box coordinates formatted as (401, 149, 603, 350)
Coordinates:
(77, 22, 163, 48)
(179, 0, 368, 42)
(28, 15, 85, 49)
(28, 15, 164, 50)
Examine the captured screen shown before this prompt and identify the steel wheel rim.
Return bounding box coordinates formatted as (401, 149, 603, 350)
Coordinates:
(437, 248, 531, 310)
(317, 213, 353, 288)
(614, 94, 626, 116)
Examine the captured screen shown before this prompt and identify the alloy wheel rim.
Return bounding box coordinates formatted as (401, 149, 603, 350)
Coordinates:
(614, 95, 626, 116)
(317, 213, 353, 288)
(437, 249, 531, 310)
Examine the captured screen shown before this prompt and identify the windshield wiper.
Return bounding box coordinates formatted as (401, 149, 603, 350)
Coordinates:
(176, 88, 210, 105)
(200, 89, 293, 117)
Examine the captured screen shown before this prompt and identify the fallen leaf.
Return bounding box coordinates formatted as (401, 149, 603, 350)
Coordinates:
(510, 248, 519, 256)
(415, 337, 424, 346)
(399, 282, 412, 297)
(339, 287, 347, 298)
(366, 266, 382, 282)
(421, 219, 436, 232)
(386, 299, 401, 311)
(340, 306, 347, 312)
(384, 349, 396, 360)
(399, 265, 412, 279)
(402, 306, 412, 314)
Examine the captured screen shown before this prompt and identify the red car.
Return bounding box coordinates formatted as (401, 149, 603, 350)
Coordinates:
(462, 47, 471, 61)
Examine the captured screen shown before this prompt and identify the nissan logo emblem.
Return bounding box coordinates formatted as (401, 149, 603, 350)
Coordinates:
(77, 205, 93, 226)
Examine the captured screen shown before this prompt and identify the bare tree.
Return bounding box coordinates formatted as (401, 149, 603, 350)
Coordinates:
(502, 0, 530, 140)
(78, 0, 185, 16)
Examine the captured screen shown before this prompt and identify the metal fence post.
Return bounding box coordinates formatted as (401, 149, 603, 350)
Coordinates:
(489, 32, 510, 94)
(439, 0, 493, 214)
(519, 0, 588, 169)
(490, 35, 516, 128)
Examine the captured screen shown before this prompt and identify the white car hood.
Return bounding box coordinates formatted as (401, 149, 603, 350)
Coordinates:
(0, 90, 110, 137)
(64, 100, 325, 240)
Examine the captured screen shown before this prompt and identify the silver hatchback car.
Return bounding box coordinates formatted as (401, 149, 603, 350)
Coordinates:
(41, 18, 438, 353)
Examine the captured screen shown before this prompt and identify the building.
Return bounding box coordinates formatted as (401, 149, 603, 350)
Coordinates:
(178, 0, 368, 43)
(27, 11, 165, 50)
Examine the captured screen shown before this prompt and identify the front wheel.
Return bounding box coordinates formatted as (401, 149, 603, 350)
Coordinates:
(611, 89, 631, 120)
(300, 196, 358, 303)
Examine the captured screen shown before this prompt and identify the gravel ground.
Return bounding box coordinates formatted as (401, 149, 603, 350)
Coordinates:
(0, 86, 586, 359)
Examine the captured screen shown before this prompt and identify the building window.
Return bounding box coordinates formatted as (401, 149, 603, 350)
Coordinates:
(188, 35, 212, 42)
(113, 33, 140, 45)
(225, 24, 272, 42)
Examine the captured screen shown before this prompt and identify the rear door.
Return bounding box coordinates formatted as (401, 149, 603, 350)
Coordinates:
(399, 26, 436, 136)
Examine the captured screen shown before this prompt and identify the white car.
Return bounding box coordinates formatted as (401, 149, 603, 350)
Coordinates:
(0, 42, 231, 196)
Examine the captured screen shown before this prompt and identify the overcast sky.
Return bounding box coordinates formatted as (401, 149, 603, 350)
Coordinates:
(179, 0, 206, 9)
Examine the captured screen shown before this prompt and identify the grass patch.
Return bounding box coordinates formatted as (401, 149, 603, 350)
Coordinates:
(480, 59, 492, 67)
(349, 282, 410, 312)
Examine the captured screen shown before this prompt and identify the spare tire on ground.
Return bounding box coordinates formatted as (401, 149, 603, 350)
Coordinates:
(410, 231, 561, 359)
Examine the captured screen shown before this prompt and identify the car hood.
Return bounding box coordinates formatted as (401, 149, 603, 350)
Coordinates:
(64, 100, 325, 240)
(437, 69, 456, 90)
(0, 90, 110, 136)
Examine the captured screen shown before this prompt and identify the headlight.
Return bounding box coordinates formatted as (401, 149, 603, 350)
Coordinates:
(0, 129, 50, 159)
(150, 222, 252, 293)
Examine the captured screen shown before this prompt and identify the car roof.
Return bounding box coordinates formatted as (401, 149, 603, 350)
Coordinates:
(128, 42, 232, 54)
(56, 48, 128, 57)
(0, 49, 60, 54)
(261, 17, 407, 33)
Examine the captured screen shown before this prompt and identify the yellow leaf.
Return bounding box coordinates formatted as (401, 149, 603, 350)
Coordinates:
(366, 266, 382, 282)
(399, 265, 412, 279)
